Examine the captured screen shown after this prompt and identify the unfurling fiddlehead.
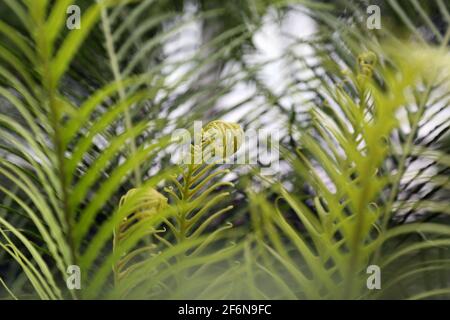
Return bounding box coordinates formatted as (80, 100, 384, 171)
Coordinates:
(112, 120, 243, 294)
(113, 187, 168, 286)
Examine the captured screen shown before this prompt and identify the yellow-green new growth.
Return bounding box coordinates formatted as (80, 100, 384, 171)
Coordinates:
(165, 120, 242, 246)
(118, 187, 168, 220)
(203, 120, 243, 155)
(193, 120, 244, 163)
(357, 51, 377, 81)
(113, 187, 168, 287)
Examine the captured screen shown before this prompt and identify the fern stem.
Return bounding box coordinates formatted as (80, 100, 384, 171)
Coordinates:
(47, 88, 77, 268)
(0, 276, 18, 300)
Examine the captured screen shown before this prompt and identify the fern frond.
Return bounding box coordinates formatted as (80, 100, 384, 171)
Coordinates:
(165, 120, 243, 244)
(113, 186, 168, 287)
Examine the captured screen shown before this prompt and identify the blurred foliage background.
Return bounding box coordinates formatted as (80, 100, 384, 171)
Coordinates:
(0, 0, 449, 299)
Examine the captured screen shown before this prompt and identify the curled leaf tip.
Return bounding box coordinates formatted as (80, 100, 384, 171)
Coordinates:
(357, 51, 377, 79)
(200, 120, 244, 160)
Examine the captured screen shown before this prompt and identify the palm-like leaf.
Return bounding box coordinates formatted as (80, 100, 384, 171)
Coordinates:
(0, 0, 449, 300)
